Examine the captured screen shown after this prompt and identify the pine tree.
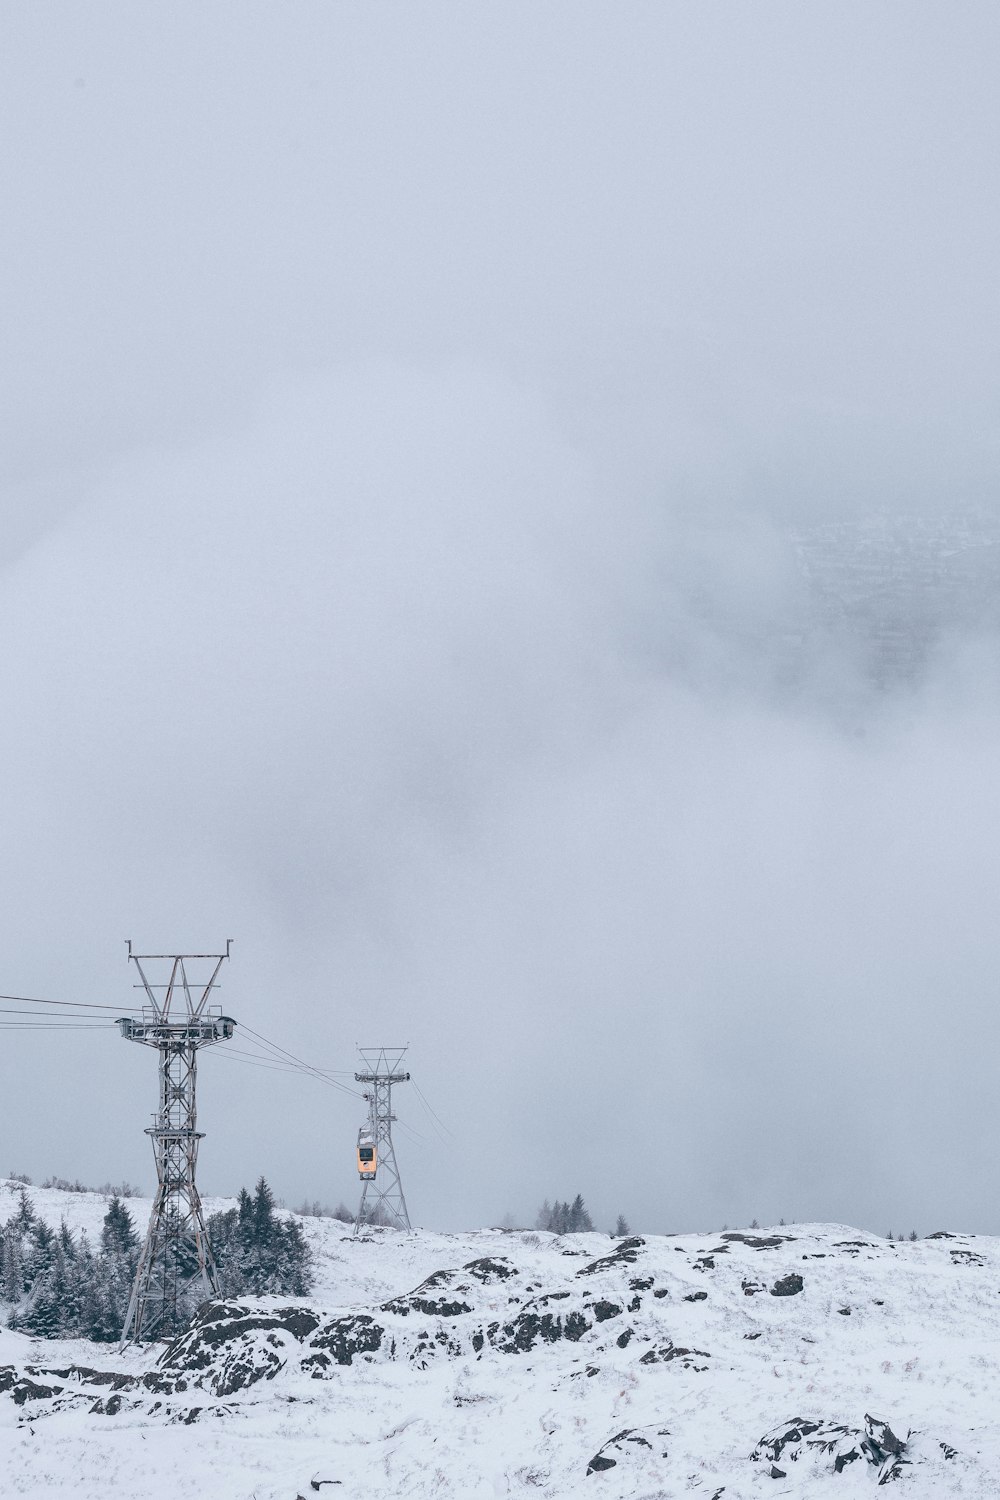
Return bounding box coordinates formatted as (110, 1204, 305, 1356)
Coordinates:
(13, 1186, 36, 1234)
(101, 1196, 139, 1258)
(614, 1214, 630, 1237)
(568, 1195, 593, 1233)
(26, 1219, 56, 1281)
(207, 1178, 313, 1298)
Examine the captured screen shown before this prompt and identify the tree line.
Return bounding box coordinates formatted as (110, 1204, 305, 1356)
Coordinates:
(0, 1177, 311, 1342)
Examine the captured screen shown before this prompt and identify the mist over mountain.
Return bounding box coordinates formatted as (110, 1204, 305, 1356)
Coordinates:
(2, 2, 1000, 1249)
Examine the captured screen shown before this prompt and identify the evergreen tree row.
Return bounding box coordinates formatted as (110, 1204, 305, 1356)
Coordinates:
(0, 1188, 138, 1341)
(535, 1194, 595, 1234)
(206, 1177, 311, 1297)
(0, 1177, 312, 1342)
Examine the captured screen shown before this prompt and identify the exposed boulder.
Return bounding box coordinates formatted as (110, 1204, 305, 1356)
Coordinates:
(770, 1273, 804, 1296)
(576, 1238, 645, 1277)
(155, 1302, 321, 1397)
(303, 1314, 384, 1370)
(750, 1413, 910, 1481)
(463, 1257, 516, 1282)
(493, 1308, 591, 1354)
(586, 1423, 670, 1476)
(638, 1343, 710, 1370)
(721, 1232, 796, 1250)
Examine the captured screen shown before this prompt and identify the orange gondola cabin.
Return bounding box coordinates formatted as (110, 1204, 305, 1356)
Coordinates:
(357, 1125, 377, 1180)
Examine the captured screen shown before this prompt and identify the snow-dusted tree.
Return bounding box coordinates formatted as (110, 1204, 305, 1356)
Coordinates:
(1, 1226, 24, 1304)
(536, 1196, 594, 1235)
(566, 1196, 591, 1232)
(614, 1214, 630, 1236)
(101, 1196, 139, 1258)
(208, 1177, 312, 1297)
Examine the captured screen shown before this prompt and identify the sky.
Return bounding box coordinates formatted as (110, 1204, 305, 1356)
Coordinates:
(2, 3, 1000, 1238)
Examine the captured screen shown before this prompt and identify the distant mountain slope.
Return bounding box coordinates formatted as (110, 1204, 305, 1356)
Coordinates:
(1, 1181, 999, 1496)
(794, 511, 1000, 685)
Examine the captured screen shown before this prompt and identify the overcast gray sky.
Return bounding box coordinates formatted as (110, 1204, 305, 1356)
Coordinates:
(2, 3, 1000, 1237)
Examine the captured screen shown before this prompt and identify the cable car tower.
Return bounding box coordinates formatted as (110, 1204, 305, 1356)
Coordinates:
(353, 1046, 412, 1234)
(117, 943, 236, 1345)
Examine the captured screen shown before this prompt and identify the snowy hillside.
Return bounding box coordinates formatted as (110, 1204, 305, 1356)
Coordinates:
(1, 1181, 1000, 1497)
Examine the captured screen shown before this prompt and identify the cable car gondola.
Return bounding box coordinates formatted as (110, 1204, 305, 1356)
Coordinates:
(357, 1125, 376, 1180)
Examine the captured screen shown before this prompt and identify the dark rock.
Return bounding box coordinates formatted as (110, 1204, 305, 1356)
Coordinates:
(768, 1464, 787, 1478)
(693, 1256, 715, 1271)
(837, 1307, 851, 1316)
(564, 1312, 589, 1341)
(751, 1417, 822, 1465)
(653, 1288, 669, 1299)
(151, 1303, 326, 1398)
(770, 1274, 804, 1297)
(741, 1279, 766, 1296)
(308, 1314, 384, 1368)
(638, 1344, 710, 1370)
(463, 1256, 515, 1282)
(8, 1376, 63, 1406)
(587, 1424, 670, 1476)
(382, 1294, 473, 1318)
(865, 1414, 905, 1458)
(721, 1232, 795, 1249)
(950, 1249, 985, 1266)
(576, 1238, 645, 1277)
(616, 1329, 633, 1348)
(494, 1309, 592, 1354)
(159, 1303, 320, 1381)
(752, 1415, 909, 1479)
(27, 1365, 130, 1389)
(628, 1277, 653, 1291)
(684, 1291, 708, 1302)
(591, 1301, 622, 1323)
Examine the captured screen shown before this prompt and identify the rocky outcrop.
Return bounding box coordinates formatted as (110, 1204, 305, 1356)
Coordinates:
(751, 1413, 910, 1483)
(586, 1423, 670, 1475)
(770, 1273, 804, 1296)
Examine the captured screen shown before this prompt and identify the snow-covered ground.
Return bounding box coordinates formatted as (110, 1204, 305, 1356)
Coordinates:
(1, 1180, 999, 1497)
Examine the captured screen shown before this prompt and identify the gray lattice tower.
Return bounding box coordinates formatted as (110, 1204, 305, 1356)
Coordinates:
(354, 1047, 412, 1234)
(117, 943, 236, 1345)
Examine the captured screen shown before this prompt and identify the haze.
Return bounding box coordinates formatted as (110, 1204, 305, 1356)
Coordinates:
(2, 3, 999, 1238)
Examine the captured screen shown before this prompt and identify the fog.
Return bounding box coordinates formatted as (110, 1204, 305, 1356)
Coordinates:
(2, 4, 1000, 1237)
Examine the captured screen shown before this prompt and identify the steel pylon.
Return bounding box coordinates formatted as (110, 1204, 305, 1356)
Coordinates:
(117, 944, 236, 1345)
(354, 1046, 412, 1234)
